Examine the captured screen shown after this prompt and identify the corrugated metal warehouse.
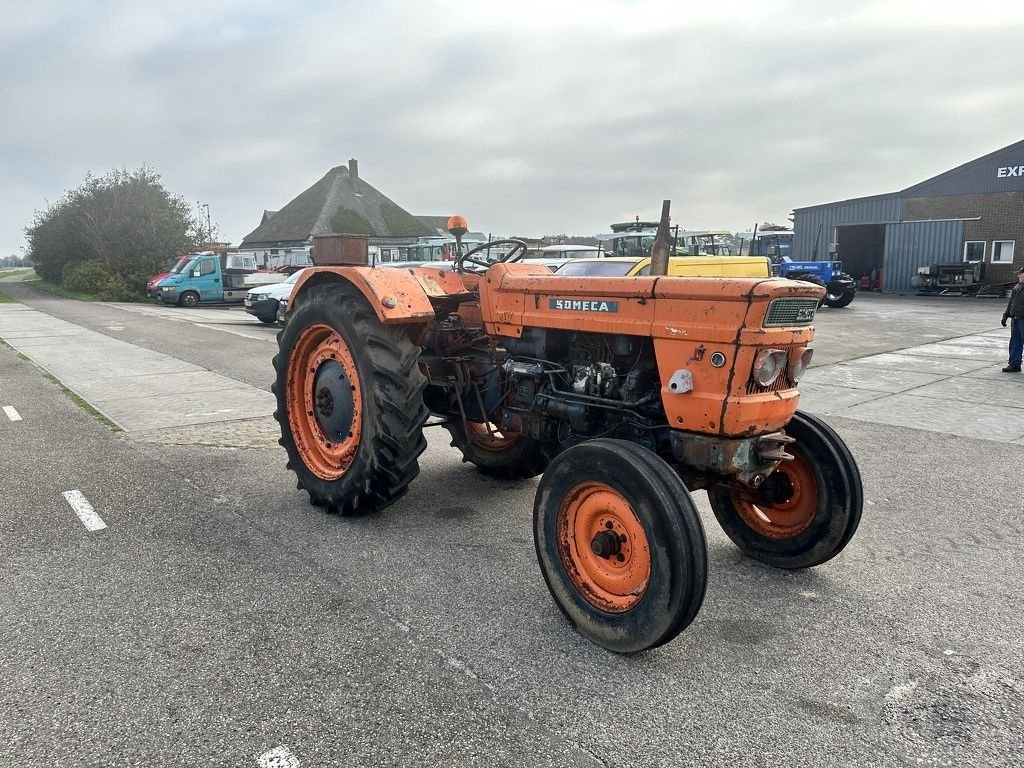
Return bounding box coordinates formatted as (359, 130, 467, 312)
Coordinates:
(792, 139, 1024, 292)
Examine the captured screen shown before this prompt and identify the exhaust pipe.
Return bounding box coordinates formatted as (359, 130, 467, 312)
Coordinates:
(649, 200, 671, 277)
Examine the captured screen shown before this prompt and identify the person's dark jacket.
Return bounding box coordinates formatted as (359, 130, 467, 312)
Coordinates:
(1005, 282, 1024, 319)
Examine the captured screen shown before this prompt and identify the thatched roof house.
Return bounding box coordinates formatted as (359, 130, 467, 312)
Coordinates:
(241, 159, 433, 249)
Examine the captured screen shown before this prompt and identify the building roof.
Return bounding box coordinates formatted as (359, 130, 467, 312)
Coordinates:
(415, 215, 453, 235)
(794, 137, 1024, 212)
(241, 161, 433, 247)
(899, 137, 1024, 197)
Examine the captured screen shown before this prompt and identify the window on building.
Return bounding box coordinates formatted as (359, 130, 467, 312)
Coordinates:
(992, 241, 1015, 263)
(963, 241, 985, 262)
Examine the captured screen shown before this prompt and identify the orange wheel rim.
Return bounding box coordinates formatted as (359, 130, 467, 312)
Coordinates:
(464, 421, 521, 451)
(556, 481, 650, 613)
(286, 323, 363, 480)
(731, 453, 818, 539)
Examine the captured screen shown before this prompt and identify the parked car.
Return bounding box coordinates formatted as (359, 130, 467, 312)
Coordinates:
(244, 268, 307, 324)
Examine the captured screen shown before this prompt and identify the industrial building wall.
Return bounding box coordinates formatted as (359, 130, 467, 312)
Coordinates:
(882, 220, 964, 292)
(792, 196, 901, 260)
(903, 191, 1024, 283)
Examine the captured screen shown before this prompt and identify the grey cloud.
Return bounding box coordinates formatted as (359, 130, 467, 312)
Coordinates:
(1, 3, 1021, 256)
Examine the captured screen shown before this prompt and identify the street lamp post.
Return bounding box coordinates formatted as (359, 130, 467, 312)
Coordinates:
(200, 203, 211, 245)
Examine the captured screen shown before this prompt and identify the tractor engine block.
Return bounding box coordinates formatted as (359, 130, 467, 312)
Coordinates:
(493, 329, 663, 445)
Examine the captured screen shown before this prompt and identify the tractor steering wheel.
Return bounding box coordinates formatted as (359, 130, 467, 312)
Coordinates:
(455, 239, 528, 272)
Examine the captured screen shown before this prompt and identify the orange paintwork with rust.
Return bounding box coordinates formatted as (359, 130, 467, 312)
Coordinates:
(476, 263, 820, 437)
(293, 262, 822, 438)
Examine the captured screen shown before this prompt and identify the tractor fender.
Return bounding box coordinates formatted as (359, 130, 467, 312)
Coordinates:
(289, 266, 437, 325)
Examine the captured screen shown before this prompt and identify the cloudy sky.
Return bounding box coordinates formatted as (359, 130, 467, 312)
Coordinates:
(2, 0, 1022, 256)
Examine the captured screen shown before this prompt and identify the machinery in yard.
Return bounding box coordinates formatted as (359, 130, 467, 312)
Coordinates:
(912, 261, 1013, 297)
(749, 229, 858, 308)
(273, 206, 862, 653)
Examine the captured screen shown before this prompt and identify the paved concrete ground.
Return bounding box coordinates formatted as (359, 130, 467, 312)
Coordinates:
(0, 303, 274, 435)
(799, 328, 1024, 443)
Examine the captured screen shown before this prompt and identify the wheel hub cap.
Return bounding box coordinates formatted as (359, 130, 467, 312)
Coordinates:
(312, 360, 354, 443)
(590, 527, 625, 559)
(558, 481, 651, 613)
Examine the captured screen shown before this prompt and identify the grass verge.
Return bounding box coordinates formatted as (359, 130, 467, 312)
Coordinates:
(0, 290, 14, 303)
(25, 280, 104, 301)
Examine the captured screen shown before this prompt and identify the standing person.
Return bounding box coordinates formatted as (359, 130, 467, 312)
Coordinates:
(1001, 266, 1024, 373)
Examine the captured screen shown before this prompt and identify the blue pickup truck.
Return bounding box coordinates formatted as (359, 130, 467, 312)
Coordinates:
(157, 252, 261, 307)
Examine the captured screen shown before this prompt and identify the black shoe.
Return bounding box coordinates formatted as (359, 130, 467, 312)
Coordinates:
(1002, 365, 1021, 373)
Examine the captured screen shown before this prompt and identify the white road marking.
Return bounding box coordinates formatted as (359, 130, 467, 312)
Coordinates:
(194, 322, 274, 341)
(3, 405, 22, 421)
(258, 745, 301, 768)
(62, 490, 107, 531)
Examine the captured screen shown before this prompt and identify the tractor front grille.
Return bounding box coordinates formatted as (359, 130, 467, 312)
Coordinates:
(747, 371, 796, 395)
(763, 298, 818, 327)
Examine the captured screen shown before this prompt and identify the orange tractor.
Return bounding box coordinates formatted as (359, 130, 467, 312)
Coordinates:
(273, 207, 862, 653)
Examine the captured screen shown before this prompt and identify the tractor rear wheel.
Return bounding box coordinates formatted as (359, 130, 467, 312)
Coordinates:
(272, 283, 428, 515)
(534, 439, 707, 653)
(707, 411, 862, 569)
(445, 420, 554, 480)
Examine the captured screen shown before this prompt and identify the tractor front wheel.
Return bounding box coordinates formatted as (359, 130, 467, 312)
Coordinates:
(708, 411, 862, 569)
(445, 420, 554, 480)
(272, 283, 428, 515)
(534, 439, 707, 653)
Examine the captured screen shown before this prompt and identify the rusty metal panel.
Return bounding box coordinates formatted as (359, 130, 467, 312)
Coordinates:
(311, 234, 369, 265)
(290, 266, 435, 324)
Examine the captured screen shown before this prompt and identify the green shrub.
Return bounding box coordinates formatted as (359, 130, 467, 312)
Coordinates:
(97, 274, 134, 301)
(62, 260, 115, 294)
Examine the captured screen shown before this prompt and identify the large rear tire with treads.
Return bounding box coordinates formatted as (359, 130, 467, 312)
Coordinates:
(272, 283, 428, 516)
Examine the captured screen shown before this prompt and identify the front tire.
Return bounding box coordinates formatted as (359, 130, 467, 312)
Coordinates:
(178, 290, 199, 307)
(534, 439, 707, 653)
(708, 411, 862, 569)
(272, 283, 428, 515)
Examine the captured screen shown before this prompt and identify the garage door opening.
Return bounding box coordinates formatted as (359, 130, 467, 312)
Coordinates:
(836, 224, 886, 285)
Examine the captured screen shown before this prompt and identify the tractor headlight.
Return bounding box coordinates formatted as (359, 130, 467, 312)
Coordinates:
(788, 347, 814, 382)
(752, 349, 788, 387)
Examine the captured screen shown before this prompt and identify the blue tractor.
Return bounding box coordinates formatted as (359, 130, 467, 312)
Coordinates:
(749, 230, 857, 308)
